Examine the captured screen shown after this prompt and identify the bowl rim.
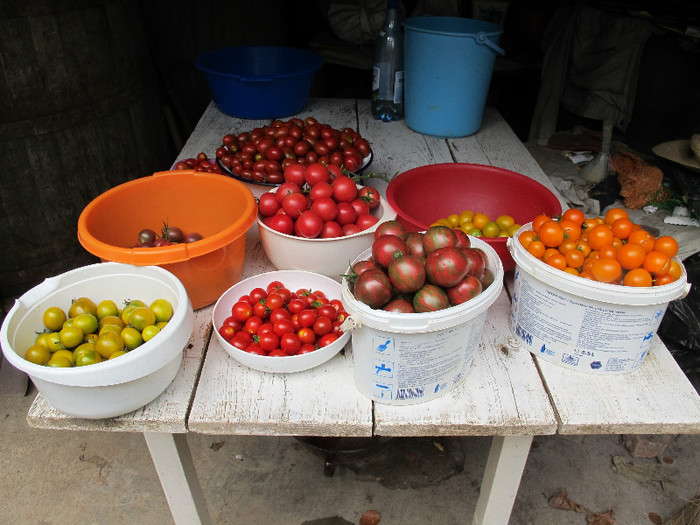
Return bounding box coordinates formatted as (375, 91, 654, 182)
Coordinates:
(195, 45, 324, 79)
(77, 170, 257, 265)
(386, 162, 563, 231)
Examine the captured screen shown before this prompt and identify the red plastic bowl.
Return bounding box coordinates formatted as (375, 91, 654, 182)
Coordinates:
(386, 163, 563, 271)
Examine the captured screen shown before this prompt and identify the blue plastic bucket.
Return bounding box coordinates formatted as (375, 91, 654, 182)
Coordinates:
(195, 46, 323, 119)
(404, 17, 505, 137)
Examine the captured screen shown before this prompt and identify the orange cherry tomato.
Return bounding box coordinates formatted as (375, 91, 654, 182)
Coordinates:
(591, 258, 622, 283)
(518, 230, 536, 249)
(604, 207, 629, 225)
(654, 273, 677, 286)
(564, 267, 580, 276)
(628, 229, 656, 252)
(546, 253, 567, 271)
(668, 259, 683, 280)
(616, 242, 646, 270)
(559, 219, 582, 242)
(564, 248, 584, 268)
(610, 218, 633, 240)
(561, 208, 585, 226)
(587, 224, 614, 251)
(575, 239, 592, 258)
(582, 217, 604, 230)
(597, 244, 617, 260)
(527, 240, 546, 259)
(532, 214, 552, 233)
(557, 238, 578, 255)
(654, 235, 679, 259)
(643, 250, 671, 275)
(623, 268, 653, 287)
(538, 220, 565, 247)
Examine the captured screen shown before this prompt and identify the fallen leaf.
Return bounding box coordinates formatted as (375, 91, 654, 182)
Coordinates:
(648, 512, 662, 524)
(210, 441, 225, 451)
(548, 491, 587, 513)
(587, 509, 615, 525)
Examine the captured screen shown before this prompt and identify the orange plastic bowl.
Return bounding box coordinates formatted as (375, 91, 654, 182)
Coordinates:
(386, 163, 563, 271)
(78, 170, 257, 309)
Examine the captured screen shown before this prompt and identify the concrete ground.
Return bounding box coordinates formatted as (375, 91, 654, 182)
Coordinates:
(1, 386, 700, 525)
(2, 139, 700, 525)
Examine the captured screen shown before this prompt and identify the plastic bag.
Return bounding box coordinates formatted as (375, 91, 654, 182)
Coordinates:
(658, 250, 700, 371)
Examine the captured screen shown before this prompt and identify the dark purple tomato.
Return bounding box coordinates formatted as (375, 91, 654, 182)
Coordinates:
(413, 284, 450, 313)
(423, 225, 457, 254)
(446, 275, 483, 306)
(387, 253, 426, 293)
(405, 231, 426, 258)
(163, 226, 184, 243)
(353, 268, 393, 309)
(184, 232, 203, 243)
(138, 228, 157, 244)
(154, 238, 173, 247)
(480, 268, 495, 289)
(374, 220, 406, 240)
(372, 234, 409, 268)
(462, 247, 487, 279)
(383, 297, 415, 313)
(425, 246, 469, 288)
(453, 228, 471, 250)
(351, 259, 378, 277)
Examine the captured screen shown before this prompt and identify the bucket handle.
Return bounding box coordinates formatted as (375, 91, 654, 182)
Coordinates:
(474, 32, 505, 56)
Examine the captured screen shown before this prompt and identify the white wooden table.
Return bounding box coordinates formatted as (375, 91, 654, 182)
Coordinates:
(25, 98, 700, 525)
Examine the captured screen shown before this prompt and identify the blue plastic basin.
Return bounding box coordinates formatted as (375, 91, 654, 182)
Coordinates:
(195, 46, 324, 119)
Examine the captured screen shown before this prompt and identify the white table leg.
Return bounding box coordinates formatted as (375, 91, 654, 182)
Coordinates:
(472, 435, 534, 525)
(144, 432, 212, 525)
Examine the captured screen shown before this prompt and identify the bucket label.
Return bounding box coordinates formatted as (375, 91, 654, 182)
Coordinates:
(511, 269, 667, 374)
(353, 320, 480, 404)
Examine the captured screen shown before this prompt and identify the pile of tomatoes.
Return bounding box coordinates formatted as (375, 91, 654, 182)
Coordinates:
(218, 280, 347, 357)
(134, 222, 202, 248)
(517, 207, 682, 287)
(24, 296, 174, 367)
(215, 117, 371, 185)
(432, 210, 522, 239)
(348, 221, 493, 312)
(258, 162, 382, 239)
(173, 152, 225, 174)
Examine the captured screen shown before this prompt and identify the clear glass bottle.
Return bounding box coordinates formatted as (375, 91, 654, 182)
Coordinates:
(371, 0, 403, 122)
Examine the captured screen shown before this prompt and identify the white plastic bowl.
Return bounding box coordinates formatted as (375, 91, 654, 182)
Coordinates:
(212, 270, 350, 373)
(0, 262, 194, 419)
(258, 187, 397, 281)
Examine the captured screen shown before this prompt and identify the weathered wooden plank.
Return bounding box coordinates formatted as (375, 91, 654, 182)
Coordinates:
(373, 289, 557, 436)
(26, 305, 211, 433)
(188, 335, 373, 437)
(536, 335, 700, 435)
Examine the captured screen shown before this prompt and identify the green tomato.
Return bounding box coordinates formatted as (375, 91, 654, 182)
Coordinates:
(25, 344, 51, 365)
(59, 326, 84, 349)
(42, 306, 67, 332)
(150, 299, 174, 323)
(120, 327, 143, 350)
(47, 355, 73, 367)
(95, 331, 125, 359)
(75, 350, 103, 367)
(141, 325, 161, 342)
(96, 299, 119, 320)
(73, 313, 99, 336)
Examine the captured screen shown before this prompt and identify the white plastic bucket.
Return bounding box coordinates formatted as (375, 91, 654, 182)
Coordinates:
(507, 225, 691, 374)
(341, 237, 504, 405)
